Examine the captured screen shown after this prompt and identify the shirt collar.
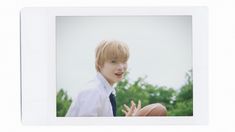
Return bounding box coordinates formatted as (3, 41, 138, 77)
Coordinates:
(96, 72, 116, 96)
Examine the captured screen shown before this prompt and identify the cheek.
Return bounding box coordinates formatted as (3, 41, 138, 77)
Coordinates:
(108, 66, 116, 73)
(124, 64, 128, 70)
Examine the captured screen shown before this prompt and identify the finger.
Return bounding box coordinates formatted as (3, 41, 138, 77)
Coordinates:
(121, 109, 128, 115)
(131, 100, 136, 106)
(129, 103, 135, 115)
(137, 100, 142, 110)
(124, 104, 130, 111)
(131, 100, 136, 109)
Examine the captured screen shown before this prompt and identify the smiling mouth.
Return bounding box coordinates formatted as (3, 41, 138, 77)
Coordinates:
(115, 73, 123, 77)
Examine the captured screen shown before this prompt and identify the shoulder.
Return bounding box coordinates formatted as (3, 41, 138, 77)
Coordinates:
(77, 78, 105, 100)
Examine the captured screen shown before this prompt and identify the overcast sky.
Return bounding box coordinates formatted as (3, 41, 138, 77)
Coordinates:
(56, 16, 192, 99)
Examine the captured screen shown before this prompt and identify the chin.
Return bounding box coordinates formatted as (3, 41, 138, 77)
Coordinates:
(117, 76, 124, 80)
(114, 78, 120, 82)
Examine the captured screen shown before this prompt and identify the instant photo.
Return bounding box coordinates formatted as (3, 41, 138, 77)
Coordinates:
(21, 7, 208, 125)
(56, 16, 193, 117)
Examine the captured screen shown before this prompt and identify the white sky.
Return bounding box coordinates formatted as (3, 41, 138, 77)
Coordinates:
(56, 16, 192, 100)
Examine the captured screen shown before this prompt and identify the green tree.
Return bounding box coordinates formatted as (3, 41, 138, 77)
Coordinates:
(167, 70, 193, 116)
(145, 85, 176, 112)
(56, 89, 72, 117)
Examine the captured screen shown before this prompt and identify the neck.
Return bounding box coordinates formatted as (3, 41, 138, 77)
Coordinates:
(107, 80, 114, 86)
(99, 72, 114, 86)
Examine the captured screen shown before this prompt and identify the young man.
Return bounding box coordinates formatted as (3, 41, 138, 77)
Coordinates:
(66, 40, 129, 117)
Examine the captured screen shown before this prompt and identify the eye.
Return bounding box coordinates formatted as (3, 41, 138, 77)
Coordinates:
(123, 61, 127, 64)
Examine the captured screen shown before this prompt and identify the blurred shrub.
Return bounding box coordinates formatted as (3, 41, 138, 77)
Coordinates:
(56, 89, 72, 117)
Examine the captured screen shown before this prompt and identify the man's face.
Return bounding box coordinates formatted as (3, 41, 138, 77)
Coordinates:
(99, 59, 127, 86)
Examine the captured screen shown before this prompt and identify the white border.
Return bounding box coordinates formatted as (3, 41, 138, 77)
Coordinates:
(20, 7, 208, 125)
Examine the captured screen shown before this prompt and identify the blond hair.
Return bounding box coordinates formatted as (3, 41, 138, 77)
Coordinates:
(95, 40, 129, 72)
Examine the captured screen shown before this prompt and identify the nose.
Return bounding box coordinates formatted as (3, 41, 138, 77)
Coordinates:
(117, 63, 126, 70)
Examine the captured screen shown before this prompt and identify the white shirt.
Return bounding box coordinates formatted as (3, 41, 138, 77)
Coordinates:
(66, 72, 116, 117)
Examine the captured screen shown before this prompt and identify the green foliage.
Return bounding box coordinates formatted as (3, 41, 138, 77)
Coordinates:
(56, 89, 72, 117)
(167, 99, 193, 116)
(167, 70, 193, 116)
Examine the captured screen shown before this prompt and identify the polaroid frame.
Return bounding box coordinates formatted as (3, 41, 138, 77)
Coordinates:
(20, 7, 208, 125)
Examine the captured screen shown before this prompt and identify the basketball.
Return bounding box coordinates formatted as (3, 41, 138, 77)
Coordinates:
(136, 103, 167, 116)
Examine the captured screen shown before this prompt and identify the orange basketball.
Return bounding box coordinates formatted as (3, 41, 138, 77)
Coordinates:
(136, 103, 167, 116)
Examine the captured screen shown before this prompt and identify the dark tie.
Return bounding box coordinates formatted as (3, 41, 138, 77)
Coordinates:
(109, 93, 116, 116)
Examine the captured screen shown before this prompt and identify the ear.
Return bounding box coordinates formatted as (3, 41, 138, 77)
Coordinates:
(98, 64, 103, 71)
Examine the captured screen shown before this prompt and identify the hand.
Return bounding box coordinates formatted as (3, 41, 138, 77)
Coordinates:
(122, 100, 141, 116)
